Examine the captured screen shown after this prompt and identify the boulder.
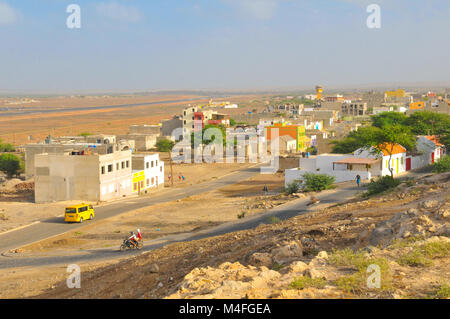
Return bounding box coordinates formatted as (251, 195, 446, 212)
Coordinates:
(249, 252, 273, 267)
(421, 200, 439, 209)
(288, 261, 309, 274)
(271, 241, 303, 264)
(147, 264, 160, 273)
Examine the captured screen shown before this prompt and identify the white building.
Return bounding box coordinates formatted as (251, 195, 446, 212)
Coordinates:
(354, 143, 407, 176)
(131, 153, 165, 194)
(416, 136, 445, 164)
(35, 150, 133, 203)
(285, 143, 408, 187)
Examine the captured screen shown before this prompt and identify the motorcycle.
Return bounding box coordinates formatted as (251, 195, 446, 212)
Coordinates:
(120, 238, 143, 251)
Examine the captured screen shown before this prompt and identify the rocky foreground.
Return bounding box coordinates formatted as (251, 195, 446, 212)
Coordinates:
(38, 172, 449, 299)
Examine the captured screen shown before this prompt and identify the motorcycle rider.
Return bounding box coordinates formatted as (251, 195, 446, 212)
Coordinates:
(128, 231, 138, 248)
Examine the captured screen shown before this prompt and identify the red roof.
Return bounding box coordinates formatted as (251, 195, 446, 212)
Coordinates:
(424, 136, 443, 147)
(377, 143, 407, 156)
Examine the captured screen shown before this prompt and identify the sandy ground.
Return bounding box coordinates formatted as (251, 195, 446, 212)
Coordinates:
(0, 259, 122, 299)
(0, 94, 266, 145)
(0, 162, 255, 234)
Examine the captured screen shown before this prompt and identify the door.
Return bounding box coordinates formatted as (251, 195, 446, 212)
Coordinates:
(396, 158, 399, 174)
(406, 157, 411, 171)
(431, 152, 435, 164)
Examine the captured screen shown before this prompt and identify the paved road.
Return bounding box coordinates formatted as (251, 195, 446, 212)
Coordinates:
(0, 181, 362, 269)
(0, 165, 261, 256)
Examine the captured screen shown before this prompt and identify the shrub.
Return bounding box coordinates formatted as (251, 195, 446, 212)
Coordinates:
(266, 216, 281, 224)
(284, 181, 301, 194)
(432, 156, 450, 173)
(397, 241, 450, 267)
(290, 276, 327, 290)
(0, 153, 22, 178)
(78, 132, 93, 137)
(237, 211, 247, 219)
(364, 176, 401, 197)
(436, 284, 450, 299)
(330, 248, 393, 294)
(302, 173, 335, 192)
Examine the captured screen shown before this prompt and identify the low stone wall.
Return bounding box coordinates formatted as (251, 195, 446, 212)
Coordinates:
(285, 168, 371, 186)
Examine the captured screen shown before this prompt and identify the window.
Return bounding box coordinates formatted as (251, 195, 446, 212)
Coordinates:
(151, 177, 155, 184)
(146, 179, 150, 186)
(401, 157, 404, 165)
(101, 166, 105, 175)
(126, 161, 129, 168)
(133, 182, 137, 191)
(122, 161, 125, 169)
(146, 162, 149, 169)
(156, 160, 158, 166)
(108, 164, 113, 173)
(160, 166, 163, 172)
(116, 163, 119, 170)
(140, 181, 144, 188)
(151, 161, 154, 168)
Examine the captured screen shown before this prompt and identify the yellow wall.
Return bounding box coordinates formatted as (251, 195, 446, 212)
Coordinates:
(132, 171, 145, 193)
(385, 89, 406, 98)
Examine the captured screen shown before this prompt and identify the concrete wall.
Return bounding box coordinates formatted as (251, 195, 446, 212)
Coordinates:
(411, 153, 430, 170)
(35, 154, 101, 203)
(25, 143, 104, 179)
(285, 168, 371, 186)
(35, 150, 132, 203)
(130, 125, 161, 135)
(117, 134, 157, 151)
(161, 117, 183, 138)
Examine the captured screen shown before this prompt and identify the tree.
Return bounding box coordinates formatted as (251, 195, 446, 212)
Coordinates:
(155, 138, 175, 187)
(230, 118, 237, 127)
(331, 126, 385, 154)
(405, 111, 450, 136)
(0, 138, 15, 152)
(156, 138, 175, 152)
(0, 153, 22, 178)
(371, 112, 408, 128)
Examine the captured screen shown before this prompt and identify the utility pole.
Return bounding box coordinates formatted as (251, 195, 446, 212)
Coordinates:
(170, 155, 174, 187)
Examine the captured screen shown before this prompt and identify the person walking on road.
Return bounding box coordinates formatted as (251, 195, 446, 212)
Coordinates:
(356, 174, 361, 187)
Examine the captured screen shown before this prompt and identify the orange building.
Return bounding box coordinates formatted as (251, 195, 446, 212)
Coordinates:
(409, 101, 425, 110)
(265, 124, 307, 152)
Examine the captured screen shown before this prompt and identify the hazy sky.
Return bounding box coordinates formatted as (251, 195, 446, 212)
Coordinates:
(1, 0, 450, 93)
